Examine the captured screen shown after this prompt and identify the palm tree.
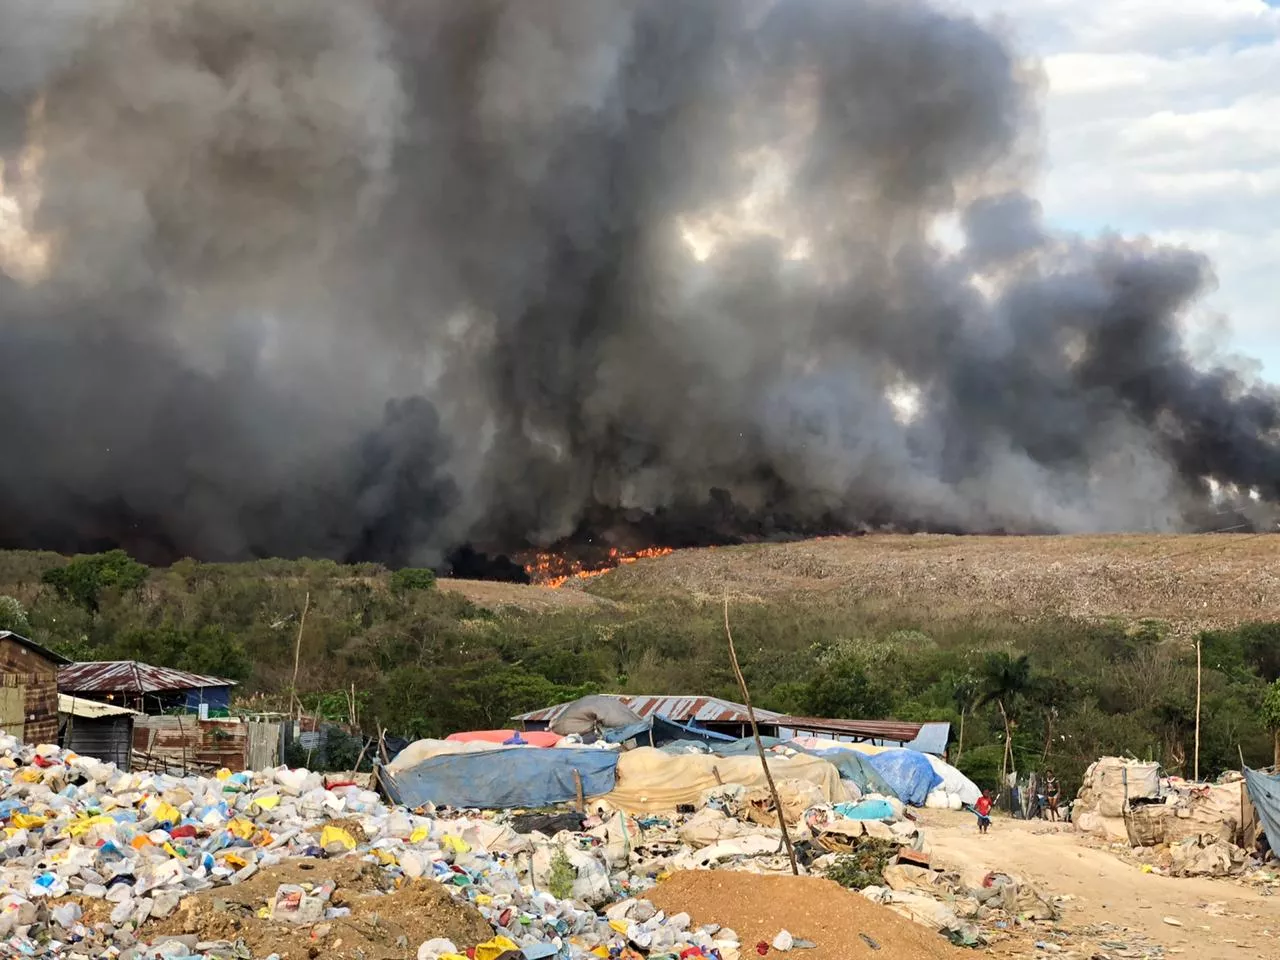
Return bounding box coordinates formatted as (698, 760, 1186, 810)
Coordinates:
(950, 672, 980, 763)
(979, 652, 1034, 796)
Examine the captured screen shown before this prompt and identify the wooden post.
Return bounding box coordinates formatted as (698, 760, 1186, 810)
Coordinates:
(724, 597, 798, 876)
(1194, 638, 1202, 783)
(573, 769, 586, 812)
(290, 592, 310, 720)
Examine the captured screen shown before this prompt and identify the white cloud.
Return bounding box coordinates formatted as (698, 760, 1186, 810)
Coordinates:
(959, 0, 1280, 372)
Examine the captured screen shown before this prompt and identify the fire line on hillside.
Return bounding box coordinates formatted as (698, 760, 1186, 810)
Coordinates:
(523, 546, 676, 588)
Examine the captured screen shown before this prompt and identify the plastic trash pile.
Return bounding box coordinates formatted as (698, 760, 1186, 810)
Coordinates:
(0, 734, 936, 960)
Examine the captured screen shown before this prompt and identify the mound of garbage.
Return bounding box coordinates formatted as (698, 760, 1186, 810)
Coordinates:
(0, 733, 964, 960)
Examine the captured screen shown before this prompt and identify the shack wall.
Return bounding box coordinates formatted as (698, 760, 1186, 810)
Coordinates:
(133, 715, 249, 773)
(0, 635, 60, 744)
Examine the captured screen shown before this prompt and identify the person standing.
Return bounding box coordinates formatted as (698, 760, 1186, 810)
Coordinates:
(1045, 771, 1061, 822)
(975, 790, 993, 834)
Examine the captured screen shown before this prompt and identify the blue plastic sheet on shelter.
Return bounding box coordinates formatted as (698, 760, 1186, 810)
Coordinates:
(866, 748, 942, 806)
(604, 714, 737, 748)
(801, 747, 898, 799)
(378, 747, 619, 809)
(1245, 768, 1280, 849)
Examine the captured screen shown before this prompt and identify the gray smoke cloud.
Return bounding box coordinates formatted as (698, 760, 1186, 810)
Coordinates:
(0, 0, 1276, 567)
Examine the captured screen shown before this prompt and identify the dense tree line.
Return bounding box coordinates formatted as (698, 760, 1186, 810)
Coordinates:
(0, 549, 1276, 794)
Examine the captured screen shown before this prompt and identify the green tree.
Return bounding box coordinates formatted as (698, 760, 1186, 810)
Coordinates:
(1260, 680, 1280, 769)
(391, 568, 437, 594)
(0, 596, 30, 635)
(979, 652, 1035, 790)
(42, 550, 148, 612)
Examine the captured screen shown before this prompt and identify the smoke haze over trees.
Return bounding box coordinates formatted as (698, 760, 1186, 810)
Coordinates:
(1, 0, 1278, 567)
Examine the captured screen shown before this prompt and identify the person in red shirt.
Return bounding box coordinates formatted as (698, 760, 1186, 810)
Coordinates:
(975, 790, 993, 834)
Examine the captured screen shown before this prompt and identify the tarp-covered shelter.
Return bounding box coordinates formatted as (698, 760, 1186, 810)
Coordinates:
(600, 746, 844, 814)
(866, 749, 944, 806)
(379, 747, 620, 809)
(604, 714, 736, 748)
(797, 744, 898, 798)
(1245, 768, 1280, 851)
(445, 729, 562, 747)
(548, 695, 644, 736)
(516, 694, 783, 740)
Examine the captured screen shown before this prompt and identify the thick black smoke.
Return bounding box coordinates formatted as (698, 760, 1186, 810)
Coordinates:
(0, 0, 1277, 568)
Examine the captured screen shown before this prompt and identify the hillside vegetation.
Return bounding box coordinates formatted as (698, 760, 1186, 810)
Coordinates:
(1, 533, 1278, 794)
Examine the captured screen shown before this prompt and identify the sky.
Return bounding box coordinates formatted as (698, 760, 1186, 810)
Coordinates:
(959, 0, 1280, 378)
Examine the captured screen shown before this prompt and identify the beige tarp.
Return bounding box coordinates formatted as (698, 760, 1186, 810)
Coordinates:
(596, 746, 844, 814)
(386, 738, 524, 773)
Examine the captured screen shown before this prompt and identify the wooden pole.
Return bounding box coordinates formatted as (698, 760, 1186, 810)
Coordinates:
(724, 597, 798, 876)
(290, 592, 310, 719)
(573, 769, 585, 812)
(1194, 638, 1202, 783)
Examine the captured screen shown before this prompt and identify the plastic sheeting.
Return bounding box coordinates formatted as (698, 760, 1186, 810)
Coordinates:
(551, 696, 644, 736)
(380, 746, 619, 809)
(797, 746, 898, 799)
(833, 798, 896, 820)
(446, 730, 563, 747)
(866, 749, 943, 806)
(605, 714, 736, 748)
(599, 746, 843, 813)
(1245, 768, 1280, 850)
(923, 753, 980, 806)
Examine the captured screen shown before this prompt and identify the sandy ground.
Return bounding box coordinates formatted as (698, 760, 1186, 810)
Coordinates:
(918, 809, 1277, 958)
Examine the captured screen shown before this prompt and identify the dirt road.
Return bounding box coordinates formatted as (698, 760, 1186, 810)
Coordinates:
(919, 810, 1276, 958)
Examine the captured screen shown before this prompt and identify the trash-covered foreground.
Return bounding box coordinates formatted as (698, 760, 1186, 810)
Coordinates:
(0, 734, 1066, 959)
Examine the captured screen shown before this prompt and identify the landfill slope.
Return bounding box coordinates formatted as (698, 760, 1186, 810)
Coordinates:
(647, 872, 962, 960)
(589, 533, 1280, 632)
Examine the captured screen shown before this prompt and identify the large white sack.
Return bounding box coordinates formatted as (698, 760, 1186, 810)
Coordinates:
(923, 754, 980, 806)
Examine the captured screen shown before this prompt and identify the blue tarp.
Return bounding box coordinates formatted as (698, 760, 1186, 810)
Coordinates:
(866, 749, 943, 806)
(834, 799, 896, 820)
(605, 714, 737, 748)
(802, 747, 898, 799)
(1245, 768, 1280, 849)
(379, 748, 619, 809)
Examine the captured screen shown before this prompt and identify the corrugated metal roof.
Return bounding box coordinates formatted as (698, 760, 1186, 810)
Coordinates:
(514, 694, 782, 726)
(58, 693, 142, 718)
(773, 716, 926, 742)
(0, 631, 73, 666)
(904, 721, 951, 756)
(59, 660, 236, 694)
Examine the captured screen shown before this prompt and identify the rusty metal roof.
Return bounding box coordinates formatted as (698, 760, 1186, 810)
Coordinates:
(58, 660, 237, 694)
(513, 694, 782, 726)
(0, 630, 73, 665)
(773, 716, 926, 742)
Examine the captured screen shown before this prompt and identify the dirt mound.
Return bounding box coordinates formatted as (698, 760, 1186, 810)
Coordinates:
(646, 871, 962, 960)
(146, 857, 494, 960)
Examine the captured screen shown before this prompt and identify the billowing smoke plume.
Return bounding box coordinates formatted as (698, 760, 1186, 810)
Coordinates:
(0, 0, 1276, 567)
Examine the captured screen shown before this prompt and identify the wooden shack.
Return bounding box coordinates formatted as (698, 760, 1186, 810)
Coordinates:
(0, 631, 72, 744)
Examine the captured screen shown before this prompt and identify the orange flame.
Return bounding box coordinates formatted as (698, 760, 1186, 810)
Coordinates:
(524, 546, 675, 588)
